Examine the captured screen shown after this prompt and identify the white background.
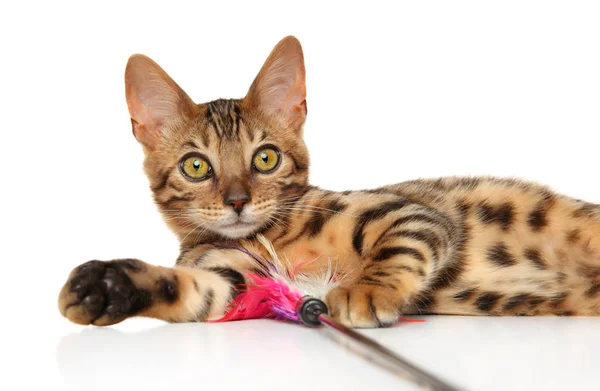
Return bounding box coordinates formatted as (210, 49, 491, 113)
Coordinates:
(1, 1, 599, 390)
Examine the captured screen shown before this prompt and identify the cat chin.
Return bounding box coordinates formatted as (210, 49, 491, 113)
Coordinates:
(213, 223, 260, 240)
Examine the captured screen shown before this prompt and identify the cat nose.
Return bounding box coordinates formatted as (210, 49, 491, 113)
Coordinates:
(224, 193, 250, 215)
(225, 197, 250, 215)
(224, 179, 251, 215)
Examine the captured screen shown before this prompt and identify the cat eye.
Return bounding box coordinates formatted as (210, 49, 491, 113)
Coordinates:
(253, 146, 280, 173)
(179, 153, 212, 181)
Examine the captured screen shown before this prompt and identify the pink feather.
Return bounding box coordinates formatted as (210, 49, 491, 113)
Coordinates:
(213, 274, 304, 323)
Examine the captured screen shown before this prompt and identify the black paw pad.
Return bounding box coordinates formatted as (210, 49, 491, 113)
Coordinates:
(69, 260, 151, 322)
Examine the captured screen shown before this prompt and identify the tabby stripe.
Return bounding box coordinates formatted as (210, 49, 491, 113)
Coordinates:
(374, 213, 451, 249)
(195, 288, 214, 321)
(176, 243, 210, 265)
(183, 141, 199, 149)
(206, 104, 221, 137)
(158, 194, 195, 207)
(306, 200, 347, 236)
(281, 183, 308, 193)
(373, 246, 425, 262)
(206, 267, 246, 291)
(151, 170, 171, 191)
(424, 225, 469, 292)
(367, 294, 384, 328)
(352, 200, 410, 255)
(201, 129, 210, 147)
(233, 103, 243, 140)
(385, 229, 442, 261)
(287, 152, 308, 172)
(272, 187, 315, 243)
(278, 199, 347, 247)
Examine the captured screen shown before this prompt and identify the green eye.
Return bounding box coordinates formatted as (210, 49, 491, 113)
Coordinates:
(180, 154, 212, 181)
(253, 146, 280, 173)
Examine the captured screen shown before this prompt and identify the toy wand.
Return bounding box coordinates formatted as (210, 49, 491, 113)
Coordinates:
(297, 298, 461, 391)
(213, 237, 462, 391)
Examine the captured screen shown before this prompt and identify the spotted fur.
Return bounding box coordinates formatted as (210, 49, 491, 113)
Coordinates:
(58, 36, 600, 328)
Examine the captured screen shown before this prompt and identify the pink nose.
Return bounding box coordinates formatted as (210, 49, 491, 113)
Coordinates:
(231, 201, 245, 209)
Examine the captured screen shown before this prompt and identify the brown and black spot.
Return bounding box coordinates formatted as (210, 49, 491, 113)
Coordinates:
(528, 296, 546, 308)
(158, 275, 179, 303)
(566, 229, 580, 244)
(477, 202, 514, 231)
(585, 283, 600, 298)
(475, 292, 504, 312)
(503, 293, 531, 311)
(455, 200, 471, 219)
(527, 199, 554, 231)
(550, 292, 568, 309)
(487, 242, 517, 267)
(453, 288, 477, 302)
(577, 263, 600, 279)
(523, 248, 547, 270)
(573, 203, 600, 218)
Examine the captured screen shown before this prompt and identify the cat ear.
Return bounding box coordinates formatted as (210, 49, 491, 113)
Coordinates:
(125, 54, 197, 149)
(245, 36, 307, 131)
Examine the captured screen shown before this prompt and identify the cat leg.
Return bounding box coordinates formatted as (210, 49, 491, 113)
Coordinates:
(326, 203, 454, 328)
(58, 246, 253, 326)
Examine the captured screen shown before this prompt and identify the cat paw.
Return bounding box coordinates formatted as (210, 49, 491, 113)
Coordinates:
(58, 259, 151, 326)
(325, 284, 406, 328)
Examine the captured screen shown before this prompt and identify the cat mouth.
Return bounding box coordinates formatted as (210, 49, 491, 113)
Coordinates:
(215, 219, 260, 239)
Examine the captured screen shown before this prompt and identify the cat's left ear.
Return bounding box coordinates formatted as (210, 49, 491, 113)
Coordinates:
(245, 36, 307, 132)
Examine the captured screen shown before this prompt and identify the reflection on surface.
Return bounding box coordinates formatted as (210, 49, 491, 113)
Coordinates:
(57, 321, 301, 390)
(56, 316, 600, 391)
(55, 319, 405, 390)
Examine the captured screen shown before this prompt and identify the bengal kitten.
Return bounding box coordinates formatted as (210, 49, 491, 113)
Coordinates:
(58, 36, 600, 328)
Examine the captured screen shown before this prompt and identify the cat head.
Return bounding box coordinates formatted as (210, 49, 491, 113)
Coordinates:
(124, 36, 309, 242)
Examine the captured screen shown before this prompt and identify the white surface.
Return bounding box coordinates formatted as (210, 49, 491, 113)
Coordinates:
(1, 1, 600, 391)
(9, 316, 600, 391)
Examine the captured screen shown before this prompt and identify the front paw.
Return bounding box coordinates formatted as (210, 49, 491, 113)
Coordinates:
(58, 259, 151, 326)
(325, 284, 407, 328)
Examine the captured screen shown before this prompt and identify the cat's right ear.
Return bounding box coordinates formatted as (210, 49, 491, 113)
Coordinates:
(125, 54, 197, 150)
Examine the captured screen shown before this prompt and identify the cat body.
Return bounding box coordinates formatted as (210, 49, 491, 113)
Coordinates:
(58, 36, 600, 328)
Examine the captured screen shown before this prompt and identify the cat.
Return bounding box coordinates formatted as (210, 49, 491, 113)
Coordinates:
(58, 36, 600, 328)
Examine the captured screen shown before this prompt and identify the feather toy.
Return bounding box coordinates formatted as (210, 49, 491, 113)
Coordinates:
(211, 235, 461, 391)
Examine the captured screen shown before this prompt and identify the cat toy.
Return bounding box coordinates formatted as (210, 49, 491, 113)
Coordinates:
(212, 235, 461, 391)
